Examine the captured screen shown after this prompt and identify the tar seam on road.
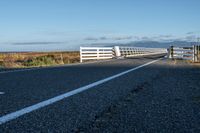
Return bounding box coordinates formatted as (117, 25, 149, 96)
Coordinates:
(0, 58, 162, 125)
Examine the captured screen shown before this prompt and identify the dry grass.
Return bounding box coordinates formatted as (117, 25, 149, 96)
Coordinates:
(0, 51, 80, 68)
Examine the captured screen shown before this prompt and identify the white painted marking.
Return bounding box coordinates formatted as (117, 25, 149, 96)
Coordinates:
(0, 58, 162, 125)
(0, 92, 5, 95)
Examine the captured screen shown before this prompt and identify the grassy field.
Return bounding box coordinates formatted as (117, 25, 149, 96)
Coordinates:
(0, 51, 80, 68)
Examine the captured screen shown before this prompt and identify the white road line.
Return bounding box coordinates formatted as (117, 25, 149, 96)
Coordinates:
(0, 68, 38, 74)
(0, 58, 162, 125)
(0, 92, 5, 95)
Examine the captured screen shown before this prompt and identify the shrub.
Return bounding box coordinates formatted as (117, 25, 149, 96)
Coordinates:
(2, 54, 19, 68)
(0, 52, 80, 68)
(23, 55, 56, 67)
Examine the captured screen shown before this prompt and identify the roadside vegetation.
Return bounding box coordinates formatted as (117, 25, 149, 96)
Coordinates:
(0, 51, 80, 68)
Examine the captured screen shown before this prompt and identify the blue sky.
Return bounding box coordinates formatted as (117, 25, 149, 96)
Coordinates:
(0, 0, 200, 51)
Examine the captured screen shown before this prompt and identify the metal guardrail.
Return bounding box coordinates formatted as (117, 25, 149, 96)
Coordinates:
(80, 46, 167, 62)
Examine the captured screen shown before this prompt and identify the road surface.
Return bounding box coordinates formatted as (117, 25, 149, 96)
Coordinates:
(0, 54, 200, 132)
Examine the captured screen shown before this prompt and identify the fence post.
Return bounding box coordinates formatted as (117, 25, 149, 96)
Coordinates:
(97, 48, 99, 59)
(193, 45, 195, 62)
(80, 47, 82, 63)
(169, 46, 173, 59)
(194, 45, 200, 62)
(193, 45, 194, 62)
(197, 45, 199, 62)
(114, 46, 121, 57)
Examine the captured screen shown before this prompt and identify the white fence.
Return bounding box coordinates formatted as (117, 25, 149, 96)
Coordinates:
(169, 45, 200, 62)
(80, 47, 114, 62)
(169, 46, 193, 60)
(80, 46, 167, 62)
(119, 47, 167, 57)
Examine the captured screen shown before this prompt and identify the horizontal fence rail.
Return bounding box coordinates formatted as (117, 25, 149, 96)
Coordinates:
(168, 45, 200, 62)
(80, 47, 114, 62)
(170, 46, 193, 60)
(80, 46, 167, 62)
(119, 47, 167, 57)
(194, 45, 200, 62)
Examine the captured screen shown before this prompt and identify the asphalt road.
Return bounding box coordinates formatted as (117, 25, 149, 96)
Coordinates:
(1, 54, 200, 132)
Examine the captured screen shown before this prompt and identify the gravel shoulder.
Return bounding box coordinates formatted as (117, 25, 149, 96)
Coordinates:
(81, 59, 200, 132)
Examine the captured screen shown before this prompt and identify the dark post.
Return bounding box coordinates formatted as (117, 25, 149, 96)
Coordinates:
(197, 45, 199, 62)
(193, 45, 195, 62)
(170, 46, 174, 59)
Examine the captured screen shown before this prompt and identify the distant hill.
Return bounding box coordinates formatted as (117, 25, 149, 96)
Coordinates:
(126, 41, 195, 48)
(87, 41, 196, 48)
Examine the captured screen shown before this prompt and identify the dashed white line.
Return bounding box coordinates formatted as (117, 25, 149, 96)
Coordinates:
(0, 58, 162, 125)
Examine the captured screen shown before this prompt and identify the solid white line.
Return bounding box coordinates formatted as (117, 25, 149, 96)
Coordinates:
(0, 68, 38, 74)
(0, 92, 5, 95)
(0, 58, 162, 125)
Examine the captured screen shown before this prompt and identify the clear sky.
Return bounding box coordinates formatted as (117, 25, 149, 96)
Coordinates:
(0, 0, 200, 51)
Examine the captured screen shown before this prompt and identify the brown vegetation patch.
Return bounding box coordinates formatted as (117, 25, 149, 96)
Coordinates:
(0, 51, 80, 68)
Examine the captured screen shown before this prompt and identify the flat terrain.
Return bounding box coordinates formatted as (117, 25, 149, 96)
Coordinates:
(0, 55, 200, 132)
(0, 51, 79, 68)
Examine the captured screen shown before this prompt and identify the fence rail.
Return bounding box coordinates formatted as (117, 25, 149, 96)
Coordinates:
(169, 45, 200, 62)
(80, 47, 114, 62)
(119, 47, 167, 57)
(194, 45, 200, 62)
(80, 46, 167, 62)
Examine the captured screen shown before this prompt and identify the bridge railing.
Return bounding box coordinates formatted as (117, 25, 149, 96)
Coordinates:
(80, 46, 167, 62)
(119, 47, 167, 57)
